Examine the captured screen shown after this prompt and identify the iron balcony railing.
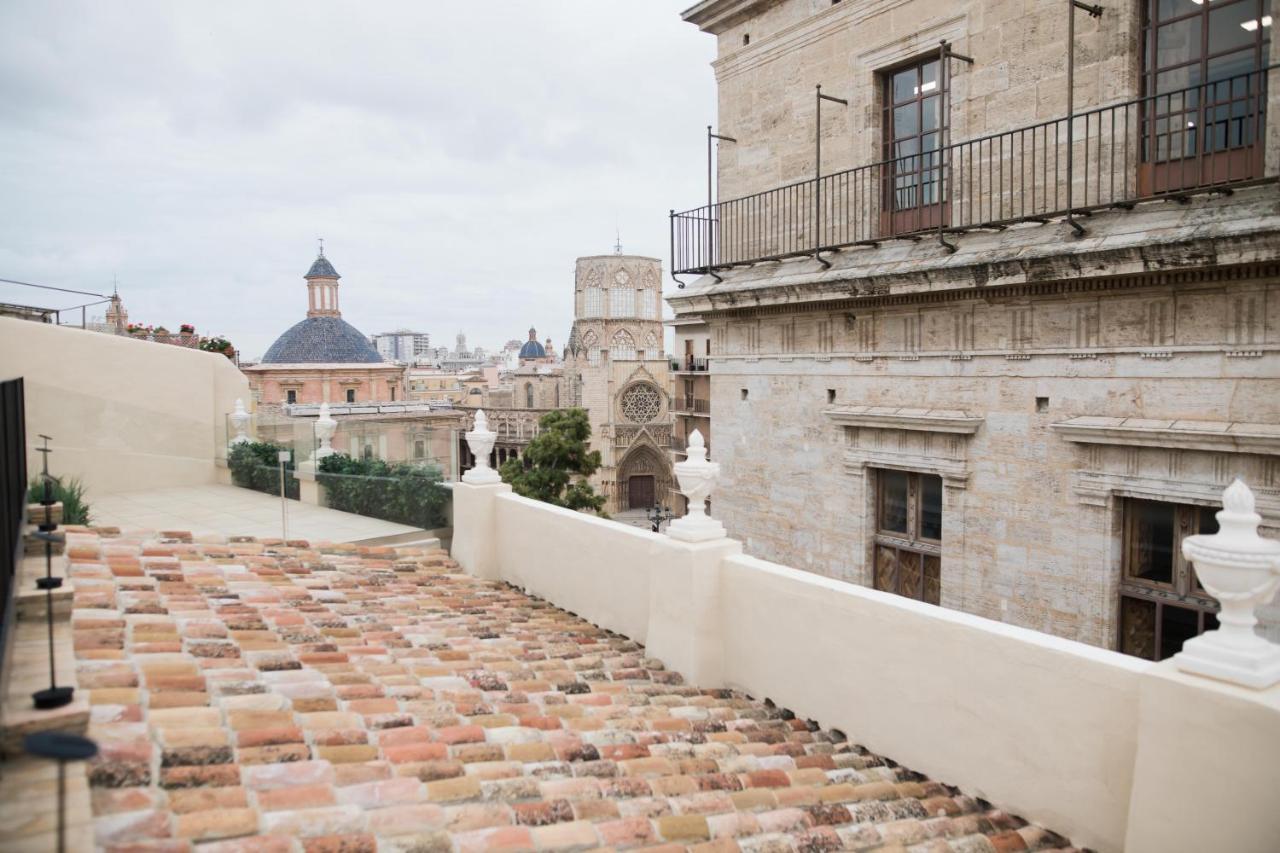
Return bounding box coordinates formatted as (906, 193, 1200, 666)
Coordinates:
(672, 68, 1274, 276)
(674, 397, 711, 415)
(674, 357, 710, 372)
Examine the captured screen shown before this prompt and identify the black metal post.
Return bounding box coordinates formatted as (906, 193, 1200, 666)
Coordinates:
(936, 40, 974, 255)
(707, 126, 737, 273)
(1068, 1, 1105, 236)
(24, 732, 98, 853)
(815, 84, 848, 268)
(31, 436, 72, 710)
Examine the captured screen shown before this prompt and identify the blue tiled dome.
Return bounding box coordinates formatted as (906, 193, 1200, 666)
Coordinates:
(307, 256, 340, 279)
(261, 316, 383, 364)
(519, 339, 547, 359)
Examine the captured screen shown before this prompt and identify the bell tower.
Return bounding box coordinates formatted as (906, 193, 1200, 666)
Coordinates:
(306, 239, 342, 318)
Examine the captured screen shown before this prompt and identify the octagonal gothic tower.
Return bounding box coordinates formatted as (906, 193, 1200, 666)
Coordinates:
(564, 252, 674, 514)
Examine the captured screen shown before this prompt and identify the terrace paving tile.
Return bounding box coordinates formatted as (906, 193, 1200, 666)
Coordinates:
(63, 527, 1085, 852)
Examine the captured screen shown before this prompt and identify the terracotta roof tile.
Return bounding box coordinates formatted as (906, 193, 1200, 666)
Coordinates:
(68, 528, 1082, 851)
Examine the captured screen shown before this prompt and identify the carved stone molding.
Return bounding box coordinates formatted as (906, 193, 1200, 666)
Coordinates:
(1052, 417, 1280, 455)
(824, 406, 984, 435)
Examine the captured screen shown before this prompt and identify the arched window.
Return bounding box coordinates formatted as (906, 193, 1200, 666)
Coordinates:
(610, 287, 635, 317)
(584, 287, 604, 317)
(637, 288, 655, 318)
(525, 382, 534, 408)
(610, 329, 636, 361)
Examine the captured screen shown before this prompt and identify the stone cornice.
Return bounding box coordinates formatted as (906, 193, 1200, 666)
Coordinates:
(1052, 417, 1280, 455)
(682, 0, 780, 34)
(666, 190, 1280, 319)
(825, 406, 984, 435)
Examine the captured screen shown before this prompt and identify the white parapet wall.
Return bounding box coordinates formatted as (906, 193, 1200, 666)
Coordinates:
(451, 481, 1280, 853)
(719, 554, 1146, 853)
(0, 317, 249, 495)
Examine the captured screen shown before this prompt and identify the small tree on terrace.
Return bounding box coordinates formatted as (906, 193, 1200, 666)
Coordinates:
(499, 408, 606, 514)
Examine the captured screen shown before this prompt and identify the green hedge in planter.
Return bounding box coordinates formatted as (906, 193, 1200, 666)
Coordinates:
(317, 454, 447, 529)
(26, 475, 92, 525)
(228, 441, 299, 499)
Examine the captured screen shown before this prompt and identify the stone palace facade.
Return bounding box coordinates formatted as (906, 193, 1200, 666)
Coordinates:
(669, 0, 1280, 657)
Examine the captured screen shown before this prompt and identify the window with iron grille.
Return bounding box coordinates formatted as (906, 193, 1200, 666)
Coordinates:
(872, 469, 942, 605)
(1119, 498, 1221, 661)
(584, 287, 603, 317)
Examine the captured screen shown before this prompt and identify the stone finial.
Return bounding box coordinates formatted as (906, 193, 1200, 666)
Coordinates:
(229, 399, 251, 446)
(314, 402, 337, 459)
(1175, 479, 1280, 688)
(463, 409, 501, 485)
(667, 429, 726, 543)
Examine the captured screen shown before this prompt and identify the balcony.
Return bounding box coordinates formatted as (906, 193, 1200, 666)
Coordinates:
(672, 356, 710, 373)
(672, 396, 710, 415)
(672, 69, 1274, 275)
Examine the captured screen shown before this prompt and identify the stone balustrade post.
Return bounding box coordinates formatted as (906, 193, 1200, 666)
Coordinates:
(452, 409, 509, 581)
(667, 429, 726, 542)
(462, 410, 501, 485)
(314, 402, 336, 460)
(228, 399, 251, 447)
(1174, 478, 1280, 688)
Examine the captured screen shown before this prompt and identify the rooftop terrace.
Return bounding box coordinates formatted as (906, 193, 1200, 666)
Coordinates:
(4, 527, 1081, 852)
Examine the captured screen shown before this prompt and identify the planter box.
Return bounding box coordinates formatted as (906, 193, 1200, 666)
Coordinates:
(26, 501, 63, 527)
(24, 528, 65, 555)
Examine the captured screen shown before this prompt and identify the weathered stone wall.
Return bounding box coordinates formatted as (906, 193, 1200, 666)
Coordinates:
(698, 0, 1140, 203)
(700, 263, 1280, 646)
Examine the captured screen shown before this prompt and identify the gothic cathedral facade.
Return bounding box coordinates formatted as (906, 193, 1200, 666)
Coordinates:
(564, 254, 675, 514)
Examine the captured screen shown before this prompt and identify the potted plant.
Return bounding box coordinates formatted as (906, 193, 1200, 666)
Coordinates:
(153, 325, 170, 343)
(200, 336, 236, 360)
(127, 323, 148, 338)
(179, 323, 197, 345)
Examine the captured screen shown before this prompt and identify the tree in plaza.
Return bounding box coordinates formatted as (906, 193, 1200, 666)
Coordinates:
(499, 408, 606, 514)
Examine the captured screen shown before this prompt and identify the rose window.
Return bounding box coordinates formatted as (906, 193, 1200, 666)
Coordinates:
(620, 384, 661, 423)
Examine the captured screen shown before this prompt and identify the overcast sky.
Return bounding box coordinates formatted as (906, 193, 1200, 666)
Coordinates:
(0, 2, 716, 359)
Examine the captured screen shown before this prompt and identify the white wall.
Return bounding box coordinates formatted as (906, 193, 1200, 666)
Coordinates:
(0, 318, 249, 495)
(492, 492, 657, 643)
(719, 554, 1147, 853)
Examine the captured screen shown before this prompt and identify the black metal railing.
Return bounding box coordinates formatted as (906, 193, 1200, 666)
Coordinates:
(674, 357, 710, 372)
(0, 378, 27, 693)
(674, 397, 711, 414)
(672, 68, 1274, 275)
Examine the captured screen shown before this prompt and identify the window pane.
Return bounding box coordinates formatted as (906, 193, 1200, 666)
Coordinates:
(1158, 0, 1207, 22)
(880, 470, 909, 533)
(1121, 596, 1158, 660)
(899, 551, 922, 599)
(921, 60, 939, 91)
(920, 475, 942, 540)
(1129, 501, 1175, 584)
(1208, 2, 1259, 56)
(893, 103, 919, 139)
(1159, 603, 1201, 661)
(1157, 18, 1202, 69)
(923, 554, 941, 605)
(922, 96, 940, 132)
(874, 546, 898, 592)
(892, 68, 916, 104)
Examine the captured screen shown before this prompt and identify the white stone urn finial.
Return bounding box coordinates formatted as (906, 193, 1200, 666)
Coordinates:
(1175, 478, 1280, 688)
(314, 402, 337, 459)
(667, 429, 726, 543)
(462, 409, 501, 485)
(229, 398, 251, 446)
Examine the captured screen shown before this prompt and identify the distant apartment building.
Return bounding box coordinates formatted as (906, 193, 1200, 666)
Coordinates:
(668, 0, 1280, 659)
(372, 329, 432, 363)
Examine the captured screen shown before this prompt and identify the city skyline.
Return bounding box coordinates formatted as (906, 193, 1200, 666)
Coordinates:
(0, 1, 714, 359)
